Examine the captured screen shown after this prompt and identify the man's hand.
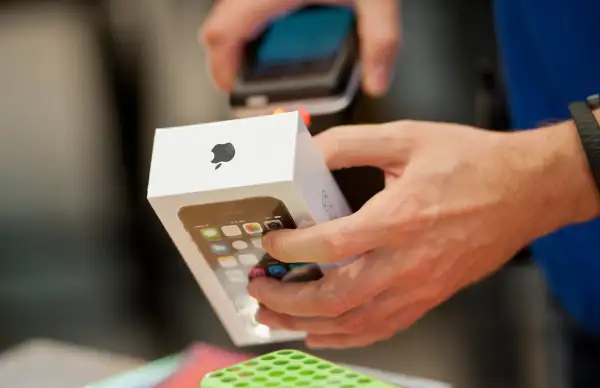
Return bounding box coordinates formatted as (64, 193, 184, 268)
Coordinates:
(200, 0, 400, 96)
(247, 120, 600, 349)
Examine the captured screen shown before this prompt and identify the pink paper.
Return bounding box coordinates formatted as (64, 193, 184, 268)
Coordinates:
(157, 343, 255, 388)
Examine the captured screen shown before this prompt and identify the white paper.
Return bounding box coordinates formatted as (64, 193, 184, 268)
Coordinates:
(341, 364, 454, 388)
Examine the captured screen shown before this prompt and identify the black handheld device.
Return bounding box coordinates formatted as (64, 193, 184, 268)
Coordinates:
(230, 5, 360, 118)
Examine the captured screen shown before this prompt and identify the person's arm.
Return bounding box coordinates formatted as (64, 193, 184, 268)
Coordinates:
(517, 109, 600, 238)
(245, 114, 600, 349)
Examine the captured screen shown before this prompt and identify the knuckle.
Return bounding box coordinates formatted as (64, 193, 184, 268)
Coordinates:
(325, 128, 345, 155)
(322, 230, 349, 259)
(320, 291, 350, 318)
(374, 34, 400, 53)
(199, 21, 222, 45)
(338, 314, 365, 333)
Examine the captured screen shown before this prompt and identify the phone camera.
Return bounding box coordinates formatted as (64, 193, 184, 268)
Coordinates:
(265, 221, 284, 230)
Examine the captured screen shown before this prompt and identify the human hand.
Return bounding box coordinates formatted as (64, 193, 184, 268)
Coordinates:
(247, 120, 597, 348)
(200, 0, 400, 97)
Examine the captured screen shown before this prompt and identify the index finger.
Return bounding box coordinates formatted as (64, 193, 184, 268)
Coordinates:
(314, 123, 415, 170)
(263, 187, 399, 264)
(262, 214, 378, 264)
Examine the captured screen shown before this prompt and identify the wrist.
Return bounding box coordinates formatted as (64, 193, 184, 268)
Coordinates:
(519, 113, 600, 237)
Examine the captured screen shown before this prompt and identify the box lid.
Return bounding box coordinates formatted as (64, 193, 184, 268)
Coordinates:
(148, 112, 305, 198)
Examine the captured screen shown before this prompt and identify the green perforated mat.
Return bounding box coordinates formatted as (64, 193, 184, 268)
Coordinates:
(200, 349, 399, 388)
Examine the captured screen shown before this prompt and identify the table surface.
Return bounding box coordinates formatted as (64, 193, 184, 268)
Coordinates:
(0, 339, 144, 388)
(0, 339, 455, 388)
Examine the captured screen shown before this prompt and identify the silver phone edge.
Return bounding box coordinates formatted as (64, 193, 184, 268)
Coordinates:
(230, 63, 361, 118)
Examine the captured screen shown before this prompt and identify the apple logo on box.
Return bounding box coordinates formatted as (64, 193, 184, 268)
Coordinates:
(211, 142, 235, 170)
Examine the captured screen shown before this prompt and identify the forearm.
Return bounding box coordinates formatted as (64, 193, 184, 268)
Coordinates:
(521, 109, 600, 237)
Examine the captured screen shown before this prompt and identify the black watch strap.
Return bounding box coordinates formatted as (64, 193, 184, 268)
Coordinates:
(569, 94, 600, 194)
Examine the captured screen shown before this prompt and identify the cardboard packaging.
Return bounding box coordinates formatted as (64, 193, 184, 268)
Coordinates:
(147, 112, 351, 346)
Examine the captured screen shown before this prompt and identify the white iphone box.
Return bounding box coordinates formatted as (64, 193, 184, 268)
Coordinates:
(147, 111, 351, 346)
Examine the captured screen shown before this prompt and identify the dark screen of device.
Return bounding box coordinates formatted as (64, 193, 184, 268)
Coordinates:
(255, 7, 354, 68)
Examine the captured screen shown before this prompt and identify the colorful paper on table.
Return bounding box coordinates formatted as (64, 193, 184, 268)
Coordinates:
(85, 355, 181, 388)
(157, 343, 255, 388)
(86, 342, 453, 388)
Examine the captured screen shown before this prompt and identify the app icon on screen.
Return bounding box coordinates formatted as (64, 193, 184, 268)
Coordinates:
(232, 240, 249, 250)
(268, 265, 288, 278)
(221, 225, 242, 237)
(249, 267, 266, 279)
(200, 227, 221, 240)
(210, 242, 229, 254)
(264, 220, 284, 230)
(238, 253, 258, 266)
(225, 270, 247, 283)
(243, 222, 263, 235)
(217, 256, 237, 268)
(251, 238, 262, 249)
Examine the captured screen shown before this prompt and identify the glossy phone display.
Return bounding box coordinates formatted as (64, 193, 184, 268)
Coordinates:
(178, 197, 322, 303)
(230, 5, 359, 117)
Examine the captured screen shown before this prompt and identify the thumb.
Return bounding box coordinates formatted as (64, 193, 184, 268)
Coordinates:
(201, 0, 304, 91)
(354, 0, 401, 96)
(263, 189, 394, 263)
(263, 212, 375, 264)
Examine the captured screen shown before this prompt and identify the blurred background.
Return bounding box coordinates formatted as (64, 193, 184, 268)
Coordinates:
(0, 1, 570, 387)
